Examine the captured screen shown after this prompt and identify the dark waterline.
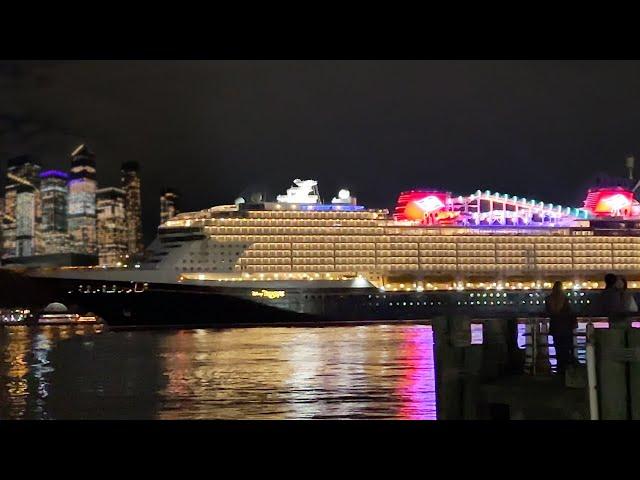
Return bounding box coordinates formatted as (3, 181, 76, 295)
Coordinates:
(0, 324, 438, 420)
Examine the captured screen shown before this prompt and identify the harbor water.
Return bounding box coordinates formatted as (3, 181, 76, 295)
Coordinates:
(0, 324, 440, 420)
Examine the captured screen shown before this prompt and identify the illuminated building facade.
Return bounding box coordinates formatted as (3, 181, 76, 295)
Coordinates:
(160, 188, 179, 225)
(16, 187, 38, 257)
(97, 187, 128, 265)
(40, 170, 68, 233)
(67, 145, 97, 255)
(2, 155, 42, 258)
(40, 170, 71, 254)
(121, 161, 143, 256)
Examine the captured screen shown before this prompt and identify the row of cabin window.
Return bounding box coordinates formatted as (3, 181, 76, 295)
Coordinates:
(206, 219, 381, 227)
(205, 227, 383, 234)
(208, 233, 640, 243)
(174, 266, 234, 271)
(244, 212, 381, 219)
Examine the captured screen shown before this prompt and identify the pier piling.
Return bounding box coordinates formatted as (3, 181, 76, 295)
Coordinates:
(594, 327, 631, 420)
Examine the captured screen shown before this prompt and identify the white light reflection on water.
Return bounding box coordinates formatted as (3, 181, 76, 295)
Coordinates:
(157, 324, 436, 420)
(0, 325, 104, 419)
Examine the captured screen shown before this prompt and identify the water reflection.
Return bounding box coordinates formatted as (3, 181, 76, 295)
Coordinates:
(156, 325, 437, 419)
(1, 327, 30, 419)
(0, 325, 104, 419)
(395, 327, 436, 420)
(0, 324, 436, 419)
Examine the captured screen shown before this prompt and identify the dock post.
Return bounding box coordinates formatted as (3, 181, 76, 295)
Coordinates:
(433, 315, 461, 420)
(594, 327, 628, 420)
(480, 318, 509, 379)
(461, 343, 484, 419)
(585, 323, 599, 420)
(432, 314, 471, 420)
(627, 328, 640, 420)
(505, 317, 525, 374)
(530, 318, 551, 375)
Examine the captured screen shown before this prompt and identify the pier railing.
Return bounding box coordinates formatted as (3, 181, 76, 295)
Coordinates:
(433, 313, 640, 419)
(516, 315, 640, 375)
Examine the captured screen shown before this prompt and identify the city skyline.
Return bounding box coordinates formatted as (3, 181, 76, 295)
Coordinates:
(0, 146, 178, 247)
(0, 144, 153, 264)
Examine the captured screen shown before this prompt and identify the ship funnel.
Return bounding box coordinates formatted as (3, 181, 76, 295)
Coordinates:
(626, 155, 635, 180)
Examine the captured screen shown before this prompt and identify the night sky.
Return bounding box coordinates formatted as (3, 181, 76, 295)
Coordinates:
(3, 60, 640, 244)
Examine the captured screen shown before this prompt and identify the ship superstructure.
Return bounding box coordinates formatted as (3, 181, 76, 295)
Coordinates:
(136, 181, 640, 291)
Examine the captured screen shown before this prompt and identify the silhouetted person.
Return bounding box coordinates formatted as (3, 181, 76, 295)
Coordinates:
(593, 273, 623, 319)
(617, 276, 638, 313)
(545, 281, 576, 374)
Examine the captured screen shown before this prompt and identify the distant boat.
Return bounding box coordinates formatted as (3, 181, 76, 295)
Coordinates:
(38, 313, 100, 325)
(37, 302, 100, 325)
(0, 308, 32, 325)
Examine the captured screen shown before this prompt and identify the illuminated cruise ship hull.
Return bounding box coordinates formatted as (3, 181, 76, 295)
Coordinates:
(31, 275, 605, 327)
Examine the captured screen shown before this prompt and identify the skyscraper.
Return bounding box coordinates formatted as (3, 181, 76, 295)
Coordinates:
(67, 145, 97, 254)
(40, 170, 70, 254)
(160, 188, 180, 225)
(96, 187, 127, 265)
(3, 155, 42, 258)
(121, 161, 143, 256)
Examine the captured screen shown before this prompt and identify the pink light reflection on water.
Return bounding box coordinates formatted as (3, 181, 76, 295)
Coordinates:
(471, 323, 483, 344)
(396, 326, 437, 420)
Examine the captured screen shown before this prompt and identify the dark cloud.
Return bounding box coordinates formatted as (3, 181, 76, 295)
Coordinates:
(3, 60, 640, 243)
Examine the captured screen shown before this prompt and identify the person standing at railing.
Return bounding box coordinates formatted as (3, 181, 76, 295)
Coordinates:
(545, 281, 577, 374)
(617, 276, 638, 313)
(609, 276, 639, 329)
(591, 273, 623, 318)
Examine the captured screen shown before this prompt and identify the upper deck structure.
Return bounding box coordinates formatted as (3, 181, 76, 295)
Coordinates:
(139, 180, 640, 290)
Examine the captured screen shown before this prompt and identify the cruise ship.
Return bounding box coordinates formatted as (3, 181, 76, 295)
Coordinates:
(26, 179, 640, 327)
